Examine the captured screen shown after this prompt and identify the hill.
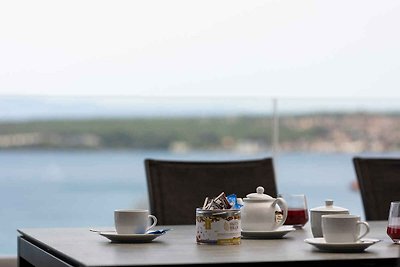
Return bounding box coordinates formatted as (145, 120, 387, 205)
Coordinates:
(0, 112, 399, 152)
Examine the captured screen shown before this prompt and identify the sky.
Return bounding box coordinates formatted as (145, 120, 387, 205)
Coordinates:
(1, 0, 400, 98)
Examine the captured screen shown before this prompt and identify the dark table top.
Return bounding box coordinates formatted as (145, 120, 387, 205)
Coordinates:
(18, 221, 400, 267)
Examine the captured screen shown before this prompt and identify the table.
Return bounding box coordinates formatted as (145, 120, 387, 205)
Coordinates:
(18, 221, 399, 267)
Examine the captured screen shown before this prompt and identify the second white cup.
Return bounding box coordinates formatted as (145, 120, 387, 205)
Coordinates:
(321, 214, 369, 243)
(114, 209, 157, 234)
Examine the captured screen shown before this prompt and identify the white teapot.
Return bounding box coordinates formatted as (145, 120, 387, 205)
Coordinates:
(241, 186, 288, 231)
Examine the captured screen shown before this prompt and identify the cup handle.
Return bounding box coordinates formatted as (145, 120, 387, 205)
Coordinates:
(356, 221, 370, 241)
(146, 215, 158, 231)
(273, 197, 288, 228)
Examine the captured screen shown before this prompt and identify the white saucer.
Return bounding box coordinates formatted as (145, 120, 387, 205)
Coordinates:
(304, 237, 381, 252)
(241, 226, 296, 239)
(98, 231, 165, 243)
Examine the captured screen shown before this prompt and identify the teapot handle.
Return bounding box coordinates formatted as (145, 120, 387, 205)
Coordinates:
(272, 197, 288, 228)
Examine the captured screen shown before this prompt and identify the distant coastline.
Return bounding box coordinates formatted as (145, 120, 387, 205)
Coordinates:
(1, 112, 399, 153)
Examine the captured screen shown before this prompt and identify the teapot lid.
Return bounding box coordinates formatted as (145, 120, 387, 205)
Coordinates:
(310, 199, 349, 212)
(245, 186, 274, 200)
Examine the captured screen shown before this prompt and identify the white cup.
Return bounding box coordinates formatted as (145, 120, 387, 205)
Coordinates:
(114, 209, 157, 234)
(321, 214, 369, 243)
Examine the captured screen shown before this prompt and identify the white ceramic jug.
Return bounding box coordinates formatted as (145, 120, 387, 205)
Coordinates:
(241, 186, 288, 231)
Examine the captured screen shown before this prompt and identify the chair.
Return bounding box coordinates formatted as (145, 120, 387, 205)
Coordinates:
(145, 157, 278, 225)
(353, 157, 400, 220)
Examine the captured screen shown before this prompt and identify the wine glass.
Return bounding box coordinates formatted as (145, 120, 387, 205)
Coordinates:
(281, 194, 309, 228)
(387, 201, 400, 244)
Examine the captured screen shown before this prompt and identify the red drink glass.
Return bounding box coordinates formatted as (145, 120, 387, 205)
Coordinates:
(285, 209, 309, 226)
(387, 201, 400, 244)
(281, 194, 309, 228)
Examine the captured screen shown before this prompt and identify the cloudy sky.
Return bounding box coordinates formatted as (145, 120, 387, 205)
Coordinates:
(1, 0, 400, 98)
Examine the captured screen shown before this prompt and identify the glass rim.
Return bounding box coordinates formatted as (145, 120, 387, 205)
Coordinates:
(279, 193, 306, 197)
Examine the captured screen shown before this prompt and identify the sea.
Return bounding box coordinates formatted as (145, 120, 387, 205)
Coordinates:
(0, 149, 372, 255)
